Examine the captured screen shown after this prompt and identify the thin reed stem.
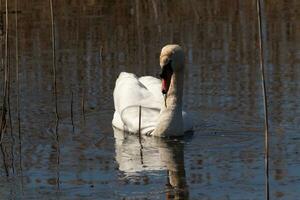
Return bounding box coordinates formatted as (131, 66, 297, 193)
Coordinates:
(256, 0, 270, 199)
(138, 105, 143, 165)
(49, 0, 60, 191)
(138, 105, 142, 141)
(49, 0, 59, 120)
(48, 0, 60, 192)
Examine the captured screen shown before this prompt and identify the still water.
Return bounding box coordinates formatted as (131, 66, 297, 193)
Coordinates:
(0, 0, 299, 199)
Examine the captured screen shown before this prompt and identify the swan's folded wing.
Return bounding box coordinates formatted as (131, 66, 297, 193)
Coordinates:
(138, 76, 164, 103)
(113, 72, 161, 112)
(113, 72, 161, 134)
(120, 106, 160, 134)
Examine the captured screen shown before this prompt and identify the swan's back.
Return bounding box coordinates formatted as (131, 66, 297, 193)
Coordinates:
(112, 72, 194, 135)
(113, 72, 162, 134)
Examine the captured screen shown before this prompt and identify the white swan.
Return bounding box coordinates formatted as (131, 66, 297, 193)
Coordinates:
(112, 44, 193, 137)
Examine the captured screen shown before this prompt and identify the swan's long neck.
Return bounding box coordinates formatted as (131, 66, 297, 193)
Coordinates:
(153, 69, 184, 137)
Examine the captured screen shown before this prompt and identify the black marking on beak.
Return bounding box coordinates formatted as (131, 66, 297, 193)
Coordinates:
(159, 60, 173, 80)
(160, 60, 173, 95)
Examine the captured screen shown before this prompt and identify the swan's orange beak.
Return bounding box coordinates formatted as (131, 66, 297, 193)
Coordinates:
(160, 62, 173, 95)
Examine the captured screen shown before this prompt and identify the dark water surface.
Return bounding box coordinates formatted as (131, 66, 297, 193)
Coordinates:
(0, 1, 299, 199)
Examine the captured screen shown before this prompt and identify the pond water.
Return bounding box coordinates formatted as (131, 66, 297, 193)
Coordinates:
(0, 1, 299, 199)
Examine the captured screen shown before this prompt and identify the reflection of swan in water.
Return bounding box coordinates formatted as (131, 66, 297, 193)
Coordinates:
(112, 44, 194, 137)
(113, 128, 188, 199)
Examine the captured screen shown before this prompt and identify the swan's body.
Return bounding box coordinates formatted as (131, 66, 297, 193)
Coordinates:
(112, 45, 193, 137)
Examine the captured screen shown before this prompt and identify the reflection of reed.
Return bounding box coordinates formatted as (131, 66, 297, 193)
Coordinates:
(7, 51, 15, 176)
(55, 119, 60, 192)
(71, 90, 75, 133)
(75, 9, 86, 125)
(256, 0, 270, 199)
(7, 10, 15, 174)
(15, 0, 23, 183)
(0, 144, 8, 176)
(81, 87, 86, 124)
(6, 2, 14, 172)
(0, 0, 9, 177)
(0, 0, 8, 144)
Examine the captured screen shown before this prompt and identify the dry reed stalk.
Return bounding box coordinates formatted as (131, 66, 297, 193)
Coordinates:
(49, 0, 59, 121)
(256, 0, 270, 199)
(49, 0, 60, 191)
(138, 105, 143, 165)
(138, 105, 142, 140)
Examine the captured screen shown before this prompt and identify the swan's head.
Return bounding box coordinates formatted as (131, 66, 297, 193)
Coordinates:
(159, 44, 184, 94)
